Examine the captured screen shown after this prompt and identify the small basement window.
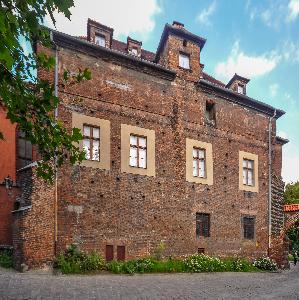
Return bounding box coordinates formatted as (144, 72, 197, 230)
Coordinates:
(205, 100, 216, 125)
(198, 248, 205, 254)
(179, 53, 190, 69)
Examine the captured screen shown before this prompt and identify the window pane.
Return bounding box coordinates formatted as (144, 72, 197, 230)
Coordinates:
(193, 149, 198, 158)
(131, 48, 138, 55)
(248, 170, 253, 186)
(198, 149, 205, 159)
(95, 35, 105, 47)
(139, 137, 146, 148)
(179, 54, 190, 69)
(243, 169, 247, 185)
(247, 160, 253, 169)
(199, 160, 205, 178)
(243, 159, 247, 168)
(83, 139, 91, 159)
(92, 140, 100, 161)
(129, 147, 138, 167)
(193, 160, 198, 177)
(83, 125, 91, 137)
(130, 135, 137, 146)
(93, 127, 100, 139)
(139, 148, 147, 168)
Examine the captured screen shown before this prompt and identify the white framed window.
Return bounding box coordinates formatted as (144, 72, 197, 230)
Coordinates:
(95, 35, 106, 47)
(237, 84, 244, 94)
(83, 124, 100, 161)
(129, 135, 147, 169)
(242, 159, 254, 186)
(131, 47, 138, 56)
(179, 53, 190, 69)
(193, 147, 206, 178)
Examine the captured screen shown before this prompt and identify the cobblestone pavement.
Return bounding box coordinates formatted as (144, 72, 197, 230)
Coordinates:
(0, 264, 298, 300)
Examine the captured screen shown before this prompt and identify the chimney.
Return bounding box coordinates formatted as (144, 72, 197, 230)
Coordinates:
(226, 74, 250, 95)
(87, 18, 114, 48)
(172, 21, 184, 29)
(127, 36, 142, 57)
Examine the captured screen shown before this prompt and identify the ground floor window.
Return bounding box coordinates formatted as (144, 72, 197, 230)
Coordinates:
(196, 213, 210, 238)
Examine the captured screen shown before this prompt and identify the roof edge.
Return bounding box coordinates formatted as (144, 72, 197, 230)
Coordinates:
(198, 79, 285, 119)
(47, 27, 176, 81)
(276, 136, 289, 145)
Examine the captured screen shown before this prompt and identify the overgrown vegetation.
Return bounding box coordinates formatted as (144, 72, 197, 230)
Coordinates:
(54, 245, 279, 274)
(54, 244, 104, 274)
(0, 249, 13, 268)
(284, 181, 299, 204)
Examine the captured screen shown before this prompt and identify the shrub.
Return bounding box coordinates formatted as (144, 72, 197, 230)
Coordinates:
(0, 250, 13, 268)
(223, 257, 258, 272)
(184, 254, 225, 272)
(153, 242, 165, 261)
(253, 257, 278, 271)
(54, 244, 104, 274)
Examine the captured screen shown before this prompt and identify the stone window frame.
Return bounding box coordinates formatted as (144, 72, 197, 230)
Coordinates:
(241, 215, 256, 240)
(72, 112, 110, 170)
(186, 138, 213, 185)
(121, 124, 155, 177)
(239, 151, 259, 193)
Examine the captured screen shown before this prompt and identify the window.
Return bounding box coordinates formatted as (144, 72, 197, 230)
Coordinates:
(130, 47, 138, 56)
(193, 148, 206, 178)
(196, 213, 210, 238)
(129, 135, 147, 168)
(198, 248, 205, 254)
(117, 246, 125, 261)
(186, 139, 213, 185)
(205, 101, 216, 125)
(106, 245, 114, 261)
(237, 84, 244, 94)
(95, 34, 106, 47)
(243, 159, 254, 186)
(243, 216, 255, 240)
(17, 130, 32, 169)
(83, 124, 100, 161)
(179, 53, 190, 69)
(239, 151, 258, 192)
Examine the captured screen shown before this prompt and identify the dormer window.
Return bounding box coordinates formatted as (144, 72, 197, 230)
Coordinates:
(179, 53, 190, 69)
(95, 34, 106, 47)
(130, 47, 138, 56)
(238, 84, 245, 94)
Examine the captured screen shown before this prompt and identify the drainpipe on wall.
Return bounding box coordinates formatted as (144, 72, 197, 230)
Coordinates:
(268, 109, 277, 253)
(50, 31, 59, 255)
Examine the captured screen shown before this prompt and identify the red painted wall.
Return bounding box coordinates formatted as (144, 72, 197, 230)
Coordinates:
(0, 107, 17, 245)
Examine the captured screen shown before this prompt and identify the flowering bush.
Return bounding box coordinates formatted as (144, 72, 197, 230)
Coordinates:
(184, 254, 225, 272)
(253, 257, 278, 271)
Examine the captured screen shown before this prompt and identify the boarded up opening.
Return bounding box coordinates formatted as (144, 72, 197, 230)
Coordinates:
(105, 245, 114, 261)
(117, 245, 125, 261)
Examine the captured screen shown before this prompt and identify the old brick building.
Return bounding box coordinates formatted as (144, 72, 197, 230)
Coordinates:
(9, 19, 289, 269)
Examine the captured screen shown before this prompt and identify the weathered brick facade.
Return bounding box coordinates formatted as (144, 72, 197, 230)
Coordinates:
(10, 20, 288, 268)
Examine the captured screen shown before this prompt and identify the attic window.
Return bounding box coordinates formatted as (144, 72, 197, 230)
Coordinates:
(183, 39, 187, 47)
(179, 53, 190, 69)
(205, 101, 216, 125)
(237, 84, 245, 94)
(131, 47, 138, 56)
(95, 34, 106, 47)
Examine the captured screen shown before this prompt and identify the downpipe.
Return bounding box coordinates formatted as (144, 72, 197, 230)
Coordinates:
(268, 109, 276, 253)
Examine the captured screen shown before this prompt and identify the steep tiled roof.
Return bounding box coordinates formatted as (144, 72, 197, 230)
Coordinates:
(202, 72, 225, 87)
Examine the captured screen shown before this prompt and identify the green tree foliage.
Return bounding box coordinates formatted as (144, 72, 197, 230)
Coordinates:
(0, 0, 90, 181)
(284, 181, 299, 204)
